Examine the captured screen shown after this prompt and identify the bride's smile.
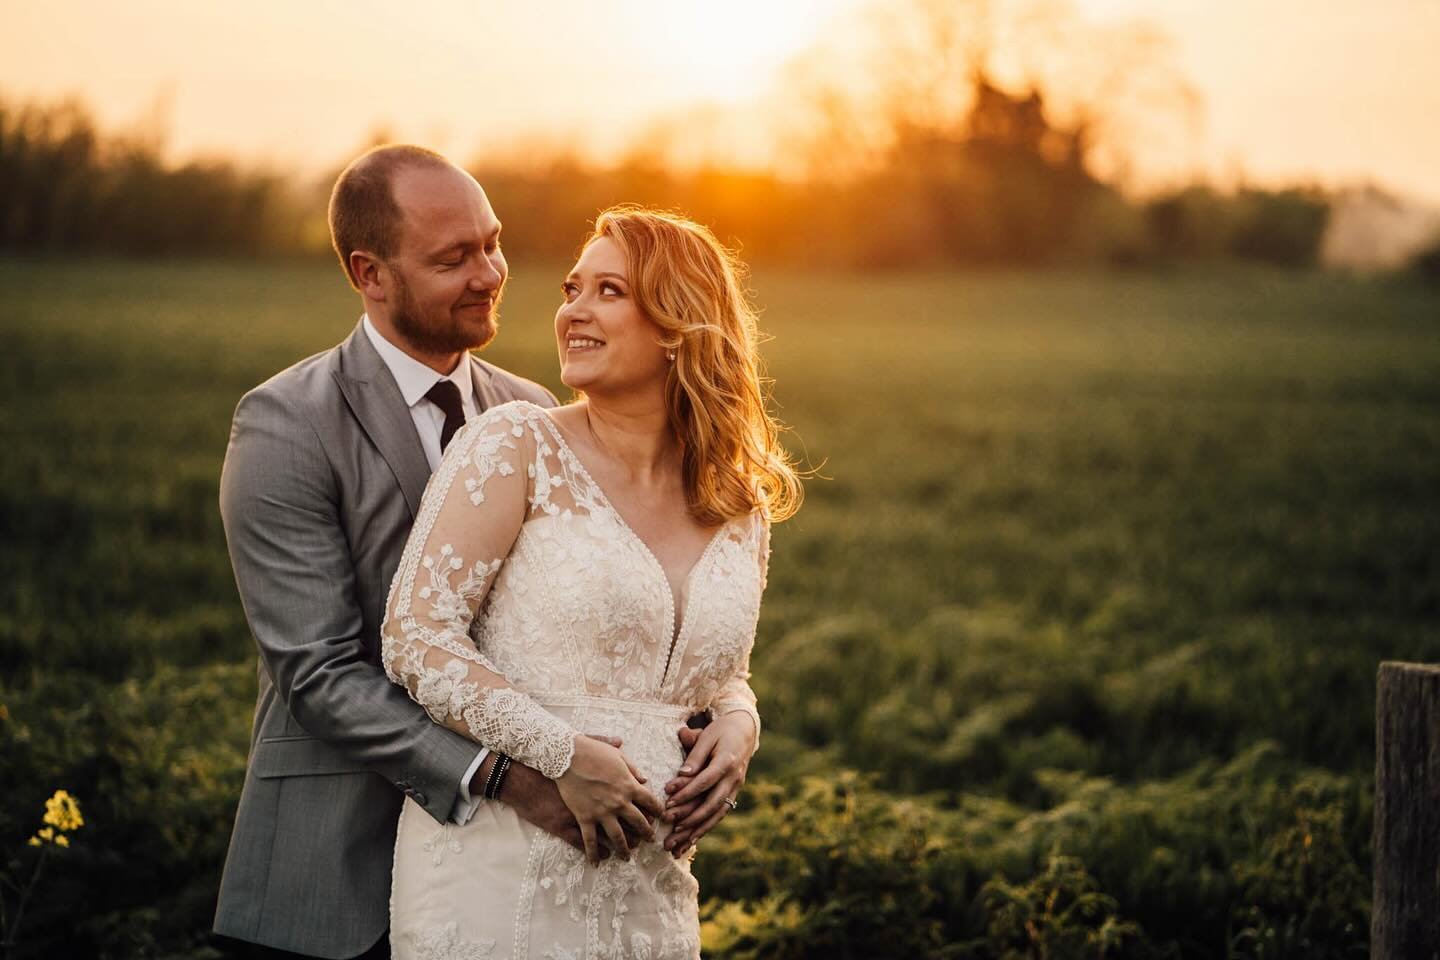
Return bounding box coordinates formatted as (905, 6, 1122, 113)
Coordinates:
(555, 236, 672, 397)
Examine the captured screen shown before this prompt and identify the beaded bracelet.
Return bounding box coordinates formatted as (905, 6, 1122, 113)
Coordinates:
(480, 753, 502, 799)
(481, 753, 506, 799)
(498, 755, 514, 794)
(483, 753, 513, 800)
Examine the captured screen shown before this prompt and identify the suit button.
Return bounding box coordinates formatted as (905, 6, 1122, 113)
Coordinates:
(413, 791, 427, 806)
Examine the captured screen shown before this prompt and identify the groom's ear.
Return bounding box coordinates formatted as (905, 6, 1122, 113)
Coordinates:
(350, 251, 387, 301)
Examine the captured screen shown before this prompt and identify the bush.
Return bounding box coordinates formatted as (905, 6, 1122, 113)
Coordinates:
(1142, 186, 1331, 268)
(1228, 189, 1330, 269)
(0, 97, 302, 257)
(693, 748, 1369, 959)
(0, 665, 253, 958)
(1410, 238, 1440, 284)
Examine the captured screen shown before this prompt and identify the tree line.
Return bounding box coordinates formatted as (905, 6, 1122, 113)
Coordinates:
(0, 85, 1349, 271)
(0, 97, 302, 257)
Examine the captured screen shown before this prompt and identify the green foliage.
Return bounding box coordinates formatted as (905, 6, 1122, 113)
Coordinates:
(1230, 790, 1370, 959)
(1141, 187, 1331, 269)
(1411, 238, 1440, 284)
(0, 98, 300, 257)
(1227, 189, 1331, 269)
(696, 774, 952, 958)
(0, 90, 1343, 272)
(692, 752, 1369, 959)
(1, 664, 252, 957)
(1, 258, 1436, 956)
(979, 854, 1143, 959)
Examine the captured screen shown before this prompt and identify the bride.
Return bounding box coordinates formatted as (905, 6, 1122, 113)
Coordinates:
(380, 206, 802, 960)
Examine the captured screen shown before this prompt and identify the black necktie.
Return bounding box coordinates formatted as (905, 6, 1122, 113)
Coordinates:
(424, 379, 466, 453)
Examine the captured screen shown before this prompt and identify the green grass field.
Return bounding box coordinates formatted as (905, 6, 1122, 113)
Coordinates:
(1, 257, 1437, 957)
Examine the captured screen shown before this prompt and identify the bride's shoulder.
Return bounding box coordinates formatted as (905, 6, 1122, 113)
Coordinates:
(487, 397, 542, 413)
(472, 399, 552, 430)
(445, 401, 549, 459)
(723, 507, 770, 549)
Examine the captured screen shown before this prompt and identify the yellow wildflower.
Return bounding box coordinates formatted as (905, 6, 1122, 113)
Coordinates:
(42, 790, 84, 832)
(27, 836, 41, 847)
(37, 827, 54, 842)
(55, 835, 70, 848)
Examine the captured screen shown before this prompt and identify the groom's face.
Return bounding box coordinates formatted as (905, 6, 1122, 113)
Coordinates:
(383, 165, 507, 355)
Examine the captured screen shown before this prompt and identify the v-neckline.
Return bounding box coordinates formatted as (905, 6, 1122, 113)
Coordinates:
(534, 407, 729, 679)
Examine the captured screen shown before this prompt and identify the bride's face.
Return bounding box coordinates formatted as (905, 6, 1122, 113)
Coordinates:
(555, 237, 669, 397)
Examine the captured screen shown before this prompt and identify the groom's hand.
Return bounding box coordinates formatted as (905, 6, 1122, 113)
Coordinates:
(475, 735, 644, 858)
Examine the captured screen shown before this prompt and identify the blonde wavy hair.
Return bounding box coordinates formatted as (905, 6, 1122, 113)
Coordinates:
(587, 205, 802, 526)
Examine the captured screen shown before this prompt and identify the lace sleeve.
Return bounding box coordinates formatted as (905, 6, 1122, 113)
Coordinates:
(380, 403, 577, 779)
(709, 515, 769, 744)
(710, 672, 761, 745)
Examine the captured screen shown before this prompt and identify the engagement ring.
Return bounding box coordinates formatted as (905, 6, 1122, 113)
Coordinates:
(722, 797, 739, 810)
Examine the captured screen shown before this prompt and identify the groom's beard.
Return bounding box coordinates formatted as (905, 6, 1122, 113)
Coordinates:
(389, 270, 502, 355)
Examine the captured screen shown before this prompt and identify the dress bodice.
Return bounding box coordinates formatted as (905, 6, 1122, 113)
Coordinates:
(380, 400, 766, 779)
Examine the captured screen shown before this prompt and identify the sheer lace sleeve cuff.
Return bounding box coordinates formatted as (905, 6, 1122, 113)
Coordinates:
(462, 688, 577, 779)
(709, 668, 762, 748)
(711, 700, 761, 745)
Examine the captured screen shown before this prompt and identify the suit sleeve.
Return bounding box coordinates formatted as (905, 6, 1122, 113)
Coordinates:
(220, 385, 481, 825)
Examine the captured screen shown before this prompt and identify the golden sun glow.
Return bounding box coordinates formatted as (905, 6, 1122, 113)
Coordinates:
(639, 0, 858, 102)
(0, 0, 1435, 201)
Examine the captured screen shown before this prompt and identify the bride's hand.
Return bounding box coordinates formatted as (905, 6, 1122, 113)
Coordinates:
(661, 712, 757, 856)
(555, 734, 664, 865)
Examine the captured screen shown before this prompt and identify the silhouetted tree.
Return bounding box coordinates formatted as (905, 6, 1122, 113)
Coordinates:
(0, 94, 302, 256)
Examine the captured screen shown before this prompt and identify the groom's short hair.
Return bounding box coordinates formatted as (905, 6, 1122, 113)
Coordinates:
(329, 144, 455, 289)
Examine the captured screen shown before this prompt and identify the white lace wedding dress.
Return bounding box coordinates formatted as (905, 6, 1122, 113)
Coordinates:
(380, 400, 768, 960)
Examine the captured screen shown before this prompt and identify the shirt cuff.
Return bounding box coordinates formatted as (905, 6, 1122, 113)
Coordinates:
(451, 747, 490, 825)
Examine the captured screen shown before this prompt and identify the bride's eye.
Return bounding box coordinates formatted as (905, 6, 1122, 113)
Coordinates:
(601, 281, 622, 296)
(560, 281, 578, 300)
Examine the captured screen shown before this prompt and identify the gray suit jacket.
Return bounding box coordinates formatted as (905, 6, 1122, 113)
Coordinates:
(213, 320, 556, 958)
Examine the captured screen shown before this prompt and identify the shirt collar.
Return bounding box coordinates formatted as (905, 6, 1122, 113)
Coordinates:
(362, 314, 474, 409)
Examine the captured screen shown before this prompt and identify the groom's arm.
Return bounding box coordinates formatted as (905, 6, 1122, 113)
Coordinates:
(469, 751, 633, 855)
(221, 384, 484, 826)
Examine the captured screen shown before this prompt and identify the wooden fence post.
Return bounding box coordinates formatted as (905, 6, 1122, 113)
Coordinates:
(1373, 661, 1440, 959)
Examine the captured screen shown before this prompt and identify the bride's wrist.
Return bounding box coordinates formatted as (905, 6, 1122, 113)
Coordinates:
(555, 736, 590, 771)
(551, 733, 587, 781)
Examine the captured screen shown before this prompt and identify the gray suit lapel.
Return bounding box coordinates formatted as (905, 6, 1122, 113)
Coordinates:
(468, 354, 502, 414)
(332, 321, 431, 519)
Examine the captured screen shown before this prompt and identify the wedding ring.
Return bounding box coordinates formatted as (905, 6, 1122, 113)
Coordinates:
(722, 797, 739, 811)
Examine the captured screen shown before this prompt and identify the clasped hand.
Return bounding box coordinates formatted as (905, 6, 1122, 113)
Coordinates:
(555, 734, 664, 865)
(661, 711, 757, 857)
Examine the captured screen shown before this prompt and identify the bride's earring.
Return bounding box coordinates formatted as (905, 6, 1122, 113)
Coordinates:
(666, 350, 676, 362)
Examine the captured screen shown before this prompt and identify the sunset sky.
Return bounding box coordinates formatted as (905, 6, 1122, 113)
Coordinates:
(4, 0, 1438, 203)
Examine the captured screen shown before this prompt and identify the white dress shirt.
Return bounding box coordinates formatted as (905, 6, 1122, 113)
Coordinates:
(363, 314, 490, 822)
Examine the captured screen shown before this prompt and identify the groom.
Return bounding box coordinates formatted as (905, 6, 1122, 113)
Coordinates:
(214, 145, 611, 959)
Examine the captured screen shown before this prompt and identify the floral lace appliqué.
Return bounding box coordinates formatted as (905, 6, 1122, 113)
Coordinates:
(388, 401, 766, 960)
(409, 920, 495, 960)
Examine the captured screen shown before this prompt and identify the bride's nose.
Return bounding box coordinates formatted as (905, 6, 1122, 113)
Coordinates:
(559, 296, 593, 323)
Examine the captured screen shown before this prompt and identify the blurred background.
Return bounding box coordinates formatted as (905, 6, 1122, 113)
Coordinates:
(1, 0, 1437, 956)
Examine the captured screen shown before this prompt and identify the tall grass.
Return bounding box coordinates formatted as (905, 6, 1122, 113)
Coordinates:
(1, 259, 1436, 957)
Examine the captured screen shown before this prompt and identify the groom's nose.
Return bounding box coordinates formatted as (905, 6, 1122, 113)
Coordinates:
(468, 251, 505, 291)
